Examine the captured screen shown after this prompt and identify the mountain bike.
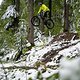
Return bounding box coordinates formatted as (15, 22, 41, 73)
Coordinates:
(31, 11, 54, 29)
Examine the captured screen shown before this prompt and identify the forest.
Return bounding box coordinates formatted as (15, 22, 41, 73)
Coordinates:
(0, 0, 80, 80)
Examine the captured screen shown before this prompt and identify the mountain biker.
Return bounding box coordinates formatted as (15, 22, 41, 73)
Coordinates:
(38, 2, 50, 17)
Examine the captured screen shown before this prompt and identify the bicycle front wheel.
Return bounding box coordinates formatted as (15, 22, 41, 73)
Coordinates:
(46, 19, 54, 29)
(31, 16, 40, 26)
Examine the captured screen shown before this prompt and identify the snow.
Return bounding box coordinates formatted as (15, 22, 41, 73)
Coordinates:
(7, 69, 26, 80)
(0, 35, 80, 80)
(3, 69, 27, 80)
(0, 0, 80, 79)
(0, 0, 3, 5)
(42, 68, 58, 78)
(59, 57, 80, 80)
(1, 5, 18, 19)
(26, 45, 52, 66)
(27, 69, 38, 80)
(34, 29, 53, 47)
(26, 39, 80, 67)
(2, 49, 17, 61)
(46, 61, 58, 67)
(58, 42, 80, 57)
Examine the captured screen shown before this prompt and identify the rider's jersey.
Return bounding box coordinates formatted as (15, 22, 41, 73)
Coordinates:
(38, 4, 50, 14)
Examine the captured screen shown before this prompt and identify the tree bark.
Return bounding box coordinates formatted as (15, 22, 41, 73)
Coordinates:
(27, 0, 34, 46)
(64, 0, 70, 32)
(40, 18, 44, 33)
(49, 0, 52, 19)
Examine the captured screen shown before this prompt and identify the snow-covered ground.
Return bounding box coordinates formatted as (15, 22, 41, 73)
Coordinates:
(0, 35, 80, 80)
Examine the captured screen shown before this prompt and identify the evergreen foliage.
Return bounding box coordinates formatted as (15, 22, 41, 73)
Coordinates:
(0, 1, 80, 79)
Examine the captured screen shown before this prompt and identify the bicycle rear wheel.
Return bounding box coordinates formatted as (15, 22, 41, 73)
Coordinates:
(31, 16, 40, 26)
(45, 19, 54, 29)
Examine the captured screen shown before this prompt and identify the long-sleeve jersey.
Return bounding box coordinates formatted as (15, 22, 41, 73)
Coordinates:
(38, 4, 50, 14)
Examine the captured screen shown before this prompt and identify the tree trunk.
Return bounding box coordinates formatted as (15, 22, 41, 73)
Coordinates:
(13, 0, 20, 30)
(49, 0, 52, 19)
(40, 18, 44, 33)
(64, 0, 70, 32)
(27, 0, 34, 46)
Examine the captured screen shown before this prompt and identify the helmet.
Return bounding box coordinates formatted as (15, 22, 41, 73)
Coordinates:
(38, 2, 42, 5)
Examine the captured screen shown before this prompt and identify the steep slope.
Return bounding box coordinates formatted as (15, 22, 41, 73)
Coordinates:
(0, 32, 80, 80)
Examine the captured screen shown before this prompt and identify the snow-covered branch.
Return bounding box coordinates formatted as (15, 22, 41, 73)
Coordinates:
(1, 5, 18, 19)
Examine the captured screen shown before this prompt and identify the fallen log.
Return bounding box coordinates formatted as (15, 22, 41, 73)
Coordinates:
(41, 40, 80, 63)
